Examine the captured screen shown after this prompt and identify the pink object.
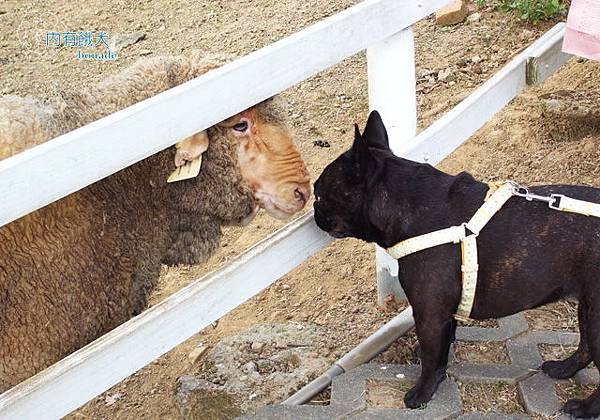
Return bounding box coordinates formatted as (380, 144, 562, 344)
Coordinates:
(562, 0, 600, 61)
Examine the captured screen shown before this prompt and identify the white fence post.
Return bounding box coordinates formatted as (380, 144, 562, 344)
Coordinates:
(367, 27, 417, 305)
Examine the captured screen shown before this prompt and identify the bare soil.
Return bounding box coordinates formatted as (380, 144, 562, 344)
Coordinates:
(2, 0, 599, 418)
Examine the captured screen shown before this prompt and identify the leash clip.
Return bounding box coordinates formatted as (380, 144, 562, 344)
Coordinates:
(512, 184, 558, 205)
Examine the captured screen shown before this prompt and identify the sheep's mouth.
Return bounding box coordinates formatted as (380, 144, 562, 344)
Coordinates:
(255, 192, 304, 220)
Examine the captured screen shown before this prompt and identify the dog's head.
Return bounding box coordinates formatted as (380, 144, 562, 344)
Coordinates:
(314, 111, 391, 243)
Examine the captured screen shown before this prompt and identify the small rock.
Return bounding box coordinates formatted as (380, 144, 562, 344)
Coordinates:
(312, 139, 330, 148)
(139, 49, 152, 56)
(583, 142, 595, 153)
(242, 361, 257, 373)
(251, 341, 265, 353)
(188, 345, 208, 364)
(275, 341, 288, 349)
(467, 12, 481, 23)
(281, 284, 291, 290)
(471, 55, 483, 64)
(105, 392, 124, 406)
(472, 63, 483, 75)
(435, 0, 468, 26)
(175, 376, 242, 420)
(109, 31, 146, 53)
(438, 68, 456, 83)
(417, 68, 435, 79)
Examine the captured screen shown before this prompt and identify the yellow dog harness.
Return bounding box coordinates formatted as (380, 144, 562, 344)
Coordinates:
(386, 181, 600, 320)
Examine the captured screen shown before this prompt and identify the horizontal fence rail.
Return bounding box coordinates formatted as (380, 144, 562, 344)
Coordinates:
(0, 0, 450, 228)
(399, 23, 569, 166)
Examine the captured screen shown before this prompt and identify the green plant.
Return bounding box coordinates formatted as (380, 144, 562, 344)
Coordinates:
(477, 0, 567, 23)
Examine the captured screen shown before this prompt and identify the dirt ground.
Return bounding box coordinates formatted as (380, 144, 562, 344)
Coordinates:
(2, 0, 599, 418)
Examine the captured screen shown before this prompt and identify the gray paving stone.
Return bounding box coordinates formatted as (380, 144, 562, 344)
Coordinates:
(349, 406, 453, 419)
(330, 364, 462, 419)
(518, 372, 563, 418)
(241, 404, 343, 420)
(250, 310, 600, 419)
(529, 330, 579, 346)
(506, 336, 543, 369)
(573, 368, 600, 385)
(330, 364, 421, 409)
(456, 313, 529, 342)
(448, 363, 531, 384)
(457, 414, 531, 419)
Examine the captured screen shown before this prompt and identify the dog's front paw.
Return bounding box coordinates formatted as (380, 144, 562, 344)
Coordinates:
(563, 398, 600, 418)
(542, 360, 577, 379)
(404, 384, 432, 409)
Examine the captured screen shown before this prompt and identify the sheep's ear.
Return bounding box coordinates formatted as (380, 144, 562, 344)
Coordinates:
(362, 110, 390, 151)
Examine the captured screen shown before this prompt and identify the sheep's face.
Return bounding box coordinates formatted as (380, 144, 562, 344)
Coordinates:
(220, 106, 310, 220)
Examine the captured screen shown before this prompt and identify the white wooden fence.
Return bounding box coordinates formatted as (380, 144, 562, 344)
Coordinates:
(0, 0, 570, 416)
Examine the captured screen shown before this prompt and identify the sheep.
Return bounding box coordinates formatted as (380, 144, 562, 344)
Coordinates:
(0, 51, 310, 391)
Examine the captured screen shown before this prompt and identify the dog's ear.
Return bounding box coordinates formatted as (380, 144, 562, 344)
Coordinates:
(362, 111, 390, 151)
(350, 123, 368, 157)
(348, 122, 379, 179)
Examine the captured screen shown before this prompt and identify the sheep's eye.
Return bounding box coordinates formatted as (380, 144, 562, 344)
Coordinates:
(232, 121, 249, 132)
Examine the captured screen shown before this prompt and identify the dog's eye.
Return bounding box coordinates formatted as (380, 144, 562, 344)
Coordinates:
(232, 121, 249, 132)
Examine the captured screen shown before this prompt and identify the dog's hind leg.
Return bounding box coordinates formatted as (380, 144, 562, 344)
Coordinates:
(542, 300, 592, 379)
(563, 298, 600, 418)
(404, 315, 455, 409)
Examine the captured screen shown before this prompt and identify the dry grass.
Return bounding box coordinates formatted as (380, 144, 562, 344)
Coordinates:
(454, 341, 510, 364)
(374, 332, 419, 365)
(539, 344, 577, 362)
(525, 302, 578, 332)
(556, 382, 597, 404)
(457, 318, 499, 328)
(307, 386, 331, 406)
(459, 382, 525, 413)
(366, 379, 413, 409)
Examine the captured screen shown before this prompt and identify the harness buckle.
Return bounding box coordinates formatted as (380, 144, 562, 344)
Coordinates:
(549, 194, 564, 210)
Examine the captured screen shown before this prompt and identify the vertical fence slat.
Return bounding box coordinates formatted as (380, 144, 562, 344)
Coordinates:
(367, 27, 417, 304)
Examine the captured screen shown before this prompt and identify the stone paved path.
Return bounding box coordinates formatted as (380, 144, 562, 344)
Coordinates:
(243, 313, 600, 419)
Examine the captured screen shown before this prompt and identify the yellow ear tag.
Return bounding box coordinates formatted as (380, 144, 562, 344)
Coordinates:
(167, 155, 202, 183)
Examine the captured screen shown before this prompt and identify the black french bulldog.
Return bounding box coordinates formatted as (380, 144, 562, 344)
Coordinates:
(313, 111, 600, 418)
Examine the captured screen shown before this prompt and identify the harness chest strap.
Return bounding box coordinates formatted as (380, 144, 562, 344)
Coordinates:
(386, 181, 600, 320)
(386, 182, 515, 319)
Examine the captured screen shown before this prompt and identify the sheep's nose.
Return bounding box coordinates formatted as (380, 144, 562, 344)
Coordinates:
(294, 185, 310, 205)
